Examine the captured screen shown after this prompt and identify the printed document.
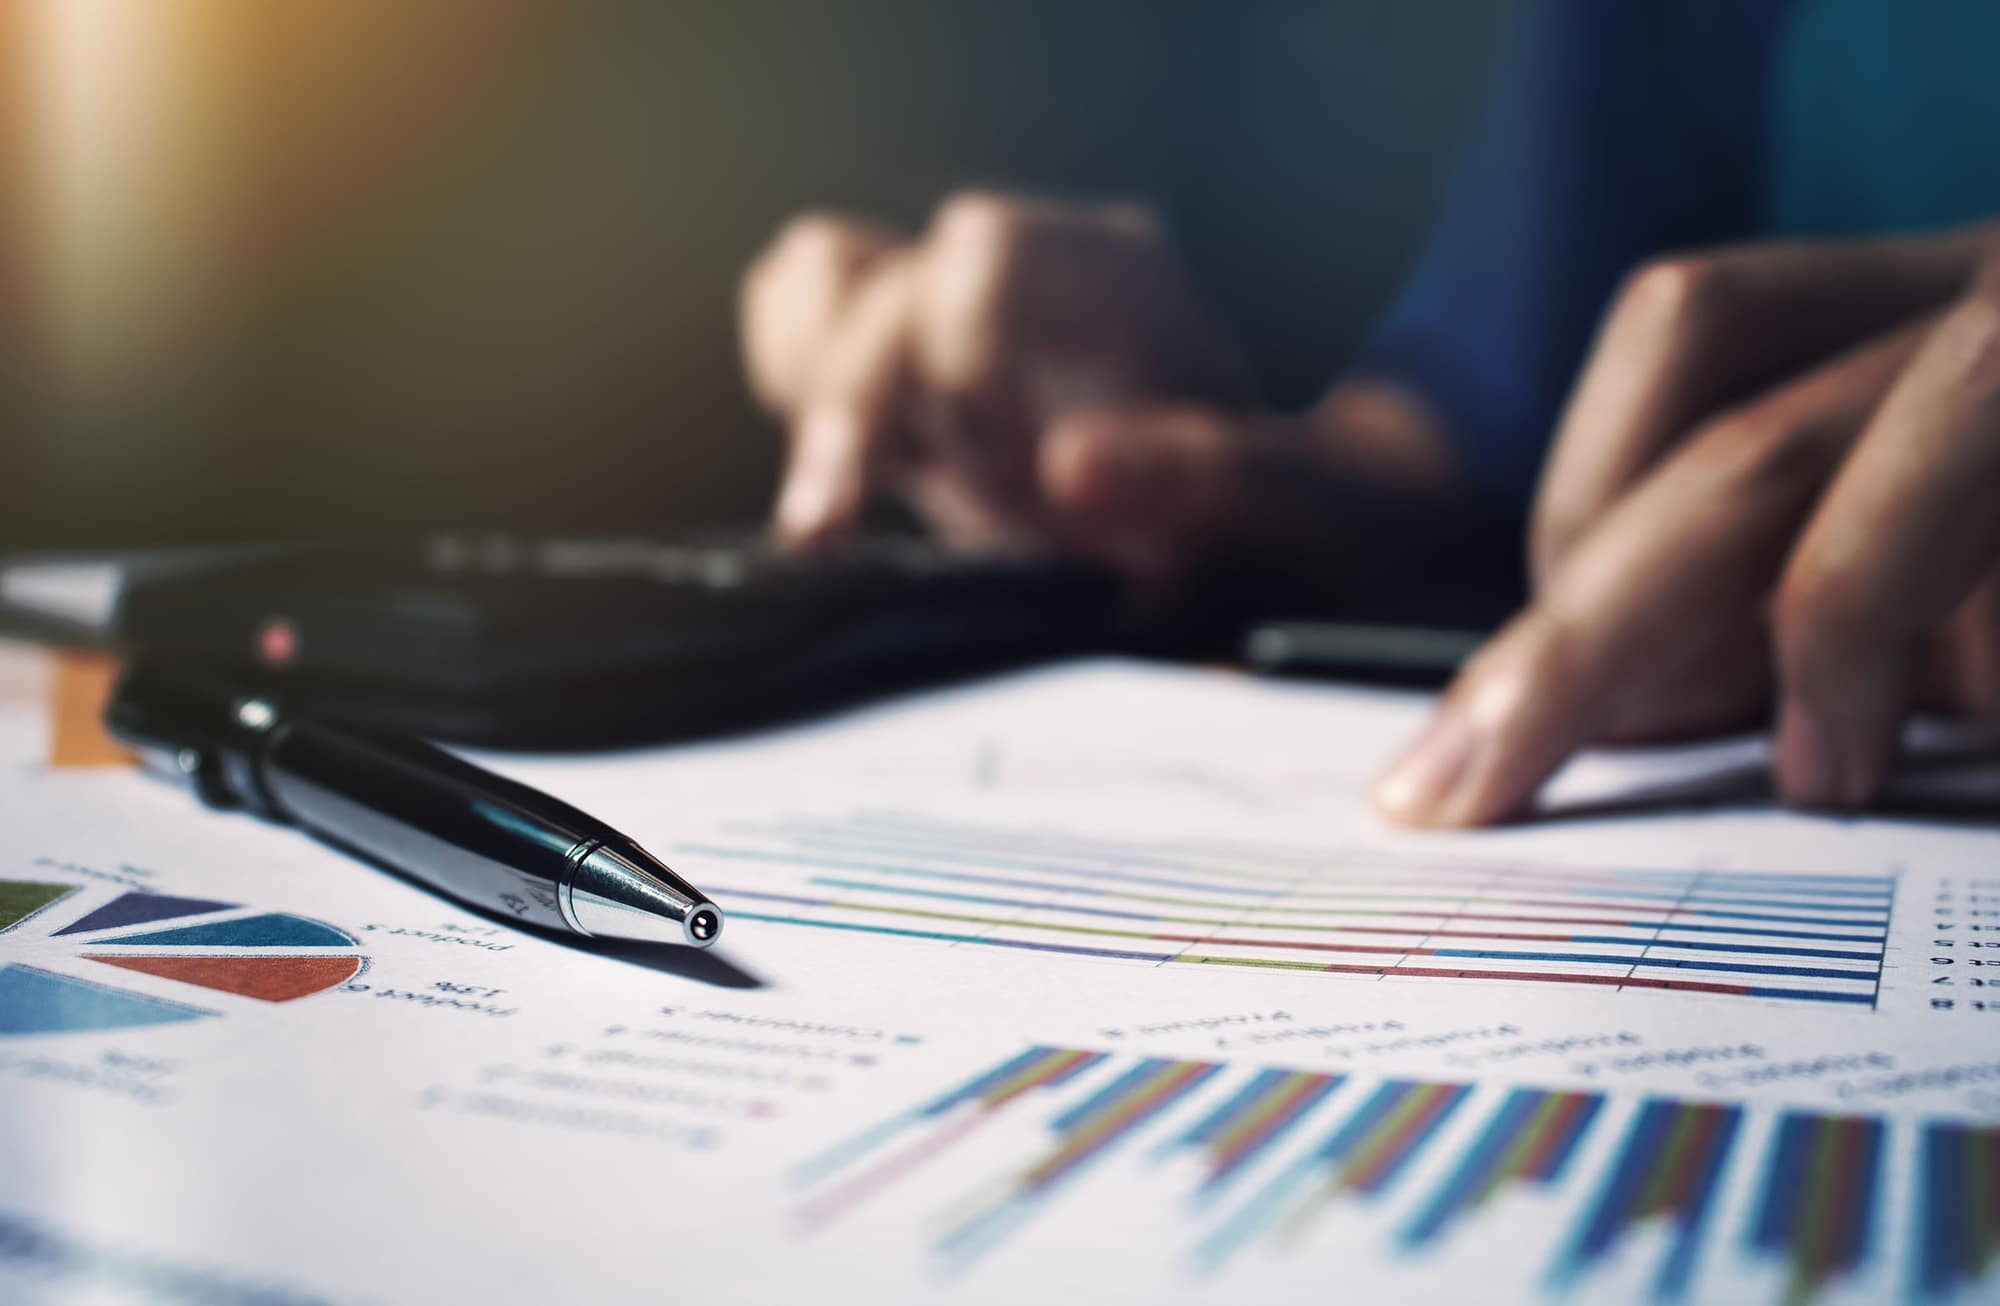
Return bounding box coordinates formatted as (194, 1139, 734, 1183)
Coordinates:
(1, 660, 1996, 1304)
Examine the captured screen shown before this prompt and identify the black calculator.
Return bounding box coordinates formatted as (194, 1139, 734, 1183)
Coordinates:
(113, 533, 1130, 748)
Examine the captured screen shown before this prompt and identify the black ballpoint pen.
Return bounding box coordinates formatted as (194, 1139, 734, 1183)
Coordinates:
(105, 661, 723, 949)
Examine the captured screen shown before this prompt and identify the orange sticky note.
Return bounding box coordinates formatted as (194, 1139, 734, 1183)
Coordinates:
(47, 650, 135, 769)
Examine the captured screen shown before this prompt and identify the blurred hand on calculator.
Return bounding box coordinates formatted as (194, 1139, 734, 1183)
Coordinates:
(739, 192, 1460, 583)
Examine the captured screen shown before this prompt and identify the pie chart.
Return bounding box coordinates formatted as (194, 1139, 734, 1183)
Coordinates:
(0, 878, 365, 1036)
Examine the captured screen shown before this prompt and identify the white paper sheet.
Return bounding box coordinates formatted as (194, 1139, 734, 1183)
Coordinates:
(2, 661, 1997, 1305)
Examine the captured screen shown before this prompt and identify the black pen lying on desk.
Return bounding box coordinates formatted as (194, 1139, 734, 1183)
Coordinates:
(105, 661, 722, 949)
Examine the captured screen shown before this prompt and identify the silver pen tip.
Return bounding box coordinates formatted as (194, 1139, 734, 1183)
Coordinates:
(566, 843, 724, 949)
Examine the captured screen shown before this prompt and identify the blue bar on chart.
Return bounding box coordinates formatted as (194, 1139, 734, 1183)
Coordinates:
(1549, 1098, 1743, 1301)
(1915, 1120, 2000, 1301)
(935, 1055, 1223, 1263)
(1398, 1087, 1604, 1251)
(792, 1044, 1107, 1224)
(1156, 1067, 1345, 1200)
(1196, 1079, 1471, 1271)
(1745, 1111, 1884, 1302)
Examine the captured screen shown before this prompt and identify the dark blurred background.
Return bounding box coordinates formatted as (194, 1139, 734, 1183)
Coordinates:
(0, 1, 1511, 548)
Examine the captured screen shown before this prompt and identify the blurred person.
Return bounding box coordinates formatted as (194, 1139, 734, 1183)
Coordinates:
(736, 0, 2000, 824)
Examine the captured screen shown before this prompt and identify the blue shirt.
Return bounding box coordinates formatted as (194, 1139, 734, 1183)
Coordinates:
(1356, 0, 2000, 509)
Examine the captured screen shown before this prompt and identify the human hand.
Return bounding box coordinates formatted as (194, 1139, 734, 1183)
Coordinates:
(739, 192, 1457, 581)
(1375, 226, 2000, 826)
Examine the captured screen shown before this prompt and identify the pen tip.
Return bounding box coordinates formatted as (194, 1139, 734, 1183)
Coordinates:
(690, 906, 721, 943)
(568, 843, 724, 948)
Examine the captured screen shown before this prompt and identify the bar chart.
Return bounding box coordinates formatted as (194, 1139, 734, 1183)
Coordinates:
(1549, 1098, 1743, 1299)
(1195, 1078, 1472, 1269)
(1398, 1086, 1604, 1250)
(1746, 1112, 1884, 1303)
(1916, 1121, 2000, 1300)
(1155, 1066, 1345, 1199)
(685, 810, 1894, 1006)
(792, 1043, 1994, 1304)
(936, 1055, 1222, 1262)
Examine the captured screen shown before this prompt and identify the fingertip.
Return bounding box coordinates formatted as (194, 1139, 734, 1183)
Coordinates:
(773, 410, 866, 544)
(1039, 412, 1150, 515)
(771, 492, 837, 548)
(1042, 407, 1241, 532)
(1772, 596, 1909, 810)
(1774, 693, 1904, 811)
(1038, 413, 1111, 508)
(1379, 619, 1600, 829)
(1437, 649, 1547, 827)
(1372, 708, 1476, 826)
(1772, 700, 1837, 808)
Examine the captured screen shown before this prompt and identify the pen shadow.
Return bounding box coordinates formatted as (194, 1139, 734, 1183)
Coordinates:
(570, 936, 768, 989)
(1528, 737, 2000, 829)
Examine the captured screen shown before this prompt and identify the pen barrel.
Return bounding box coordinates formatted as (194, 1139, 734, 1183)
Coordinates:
(106, 660, 719, 947)
(257, 721, 604, 933)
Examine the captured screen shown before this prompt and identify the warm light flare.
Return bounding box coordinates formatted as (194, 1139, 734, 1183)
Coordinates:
(15, 0, 537, 409)
(27, 0, 193, 396)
